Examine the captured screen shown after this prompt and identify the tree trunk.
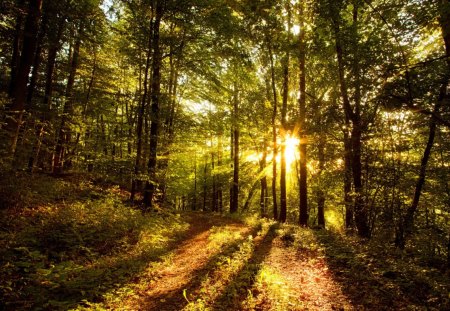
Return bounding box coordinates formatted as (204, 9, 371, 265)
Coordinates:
(332, 3, 369, 237)
(317, 134, 326, 228)
(298, 1, 308, 226)
(9, 0, 26, 97)
(230, 84, 239, 214)
(260, 137, 268, 217)
(53, 29, 81, 174)
(230, 128, 234, 211)
(344, 118, 354, 228)
(395, 0, 450, 247)
(268, 40, 278, 220)
(396, 91, 443, 247)
(351, 2, 370, 238)
(143, 0, 164, 209)
(131, 14, 153, 202)
(217, 133, 224, 213)
(7, 0, 43, 156)
(193, 151, 197, 210)
(279, 6, 291, 223)
(203, 155, 208, 211)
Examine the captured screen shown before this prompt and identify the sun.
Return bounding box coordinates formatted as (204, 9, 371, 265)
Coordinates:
(285, 135, 300, 169)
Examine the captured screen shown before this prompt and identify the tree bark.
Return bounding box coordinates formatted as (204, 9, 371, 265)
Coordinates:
(131, 14, 153, 202)
(230, 84, 239, 214)
(395, 0, 450, 247)
(268, 40, 278, 220)
(143, 0, 164, 209)
(332, 2, 369, 237)
(260, 137, 268, 217)
(279, 6, 291, 223)
(317, 134, 326, 227)
(53, 28, 81, 174)
(298, 1, 308, 226)
(9, 0, 26, 97)
(7, 0, 43, 156)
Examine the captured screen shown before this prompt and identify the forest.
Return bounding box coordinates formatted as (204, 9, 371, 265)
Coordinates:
(0, 0, 449, 309)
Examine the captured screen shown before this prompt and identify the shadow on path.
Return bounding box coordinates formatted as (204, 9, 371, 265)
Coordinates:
(210, 223, 278, 311)
(138, 219, 262, 310)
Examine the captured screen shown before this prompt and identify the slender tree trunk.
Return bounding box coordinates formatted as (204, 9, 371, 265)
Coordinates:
(343, 118, 354, 228)
(243, 181, 258, 211)
(26, 13, 47, 109)
(217, 133, 224, 213)
(351, 2, 370, 238)
(230, 84, 239, 213)
(131, 14, 154, 202)
(230, 128, 234, 211)
(143, 0, 164, 209)
(268, 40, 278, 220)
(279, 7, 291, 223)
(7, 0, 43, 157)
(260, 137, 268, 217)
(203, 155, 208, 211)
(9, 0, 26, 97)
(193, 151, 197, 210)
(53, 29, 81, 174)
(212, 148, 217, 211)
(332, 3, 370, 237)
(317, 134, 326, 227)
(396, 89, 444, 247)
(298, 1, 308, 226)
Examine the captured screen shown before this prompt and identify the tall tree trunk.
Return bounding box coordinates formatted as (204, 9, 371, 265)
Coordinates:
(53, 29, 81, 174)
(332, 2, 369, 237)
(396, 84, 445, 247)
(26, 13, 47, 109)
(230, 128, 234, 211)
(9, 0, 26, 97)
(212, 147, 217, 211)
(260, 137, 268, 217)
(203, 155, 208, 211)
(317, 133, 326, 227)
(343, 118, 354, 228)
(298, 1, 308, 226)
(350, 2, 370, 238)
(279, 6, 291, 224)
(268, 40, 278, 220)
(131, 14, 154, 202)
(7, 0, 43, 156)
(217, 133, 224, 213)
(193, 151, 197, 210)
(143, 0, 164, 209)
(230, 84, 239, 214)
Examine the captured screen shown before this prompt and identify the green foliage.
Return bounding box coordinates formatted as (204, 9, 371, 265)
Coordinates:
(0, 174, 189, 310)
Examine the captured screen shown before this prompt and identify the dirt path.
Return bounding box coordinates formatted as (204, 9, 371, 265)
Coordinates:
(124, 213, 251, 310)
(249, 236, 353, 310)
(109, 214, 440, 310)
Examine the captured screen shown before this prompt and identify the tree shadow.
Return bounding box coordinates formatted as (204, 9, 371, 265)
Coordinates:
(141, 223, 273, 311)
(209, 223, 278, 311)
(0, 213, 230, 310)
(312, 229, 449, 310)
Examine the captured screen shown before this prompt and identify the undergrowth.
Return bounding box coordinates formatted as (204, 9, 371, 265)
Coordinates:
(0, 172, 189, 310)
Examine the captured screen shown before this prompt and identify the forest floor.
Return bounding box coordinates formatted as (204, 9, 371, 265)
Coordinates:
(0, 172, 449, 310)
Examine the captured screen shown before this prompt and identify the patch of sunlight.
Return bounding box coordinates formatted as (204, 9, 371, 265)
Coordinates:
(325, 208, 344, 231)
(184, 223, 270, 310)
(183, 239, 255, 310)
(243, 265, 300, 311)
(208, 226, 243, 251)
(413, 27, 442, 61)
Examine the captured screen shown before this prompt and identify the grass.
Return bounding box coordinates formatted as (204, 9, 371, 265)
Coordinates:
(0, 172, 189, 310)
